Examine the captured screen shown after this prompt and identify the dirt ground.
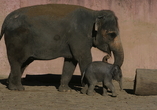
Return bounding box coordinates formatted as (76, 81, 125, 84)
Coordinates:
(0, 74, 157, 110)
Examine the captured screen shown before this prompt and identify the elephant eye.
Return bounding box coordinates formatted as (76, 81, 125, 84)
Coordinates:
(101, 30, 117, 40)
(108, 32, 117, 39)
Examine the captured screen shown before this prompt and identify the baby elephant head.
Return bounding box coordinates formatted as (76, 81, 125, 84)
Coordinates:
(111, 65, 123, 90)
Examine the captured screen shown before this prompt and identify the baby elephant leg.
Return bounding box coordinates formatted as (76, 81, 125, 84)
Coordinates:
(87, 84, 96, 96)
(102, 83, 108, 96)
(105, 82, 117, 97)
(81, 84, 88, 94)
(87, 80, 97, 96)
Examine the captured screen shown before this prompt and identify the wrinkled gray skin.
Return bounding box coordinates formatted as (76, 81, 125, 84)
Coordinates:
(81, 61, 123, 97)
(0, 4, 124, 91)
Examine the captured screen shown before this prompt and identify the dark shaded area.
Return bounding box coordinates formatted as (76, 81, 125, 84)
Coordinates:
(94, 86, 114, 96)
(95, 86, 103, 94)
(0, 78, 7, 87)
(124, 89, 135, 95)
(24, 74, 81, 85)
(0, 74, 82, 91)
(94, 85, 135, 96)
(24, 74, 82, 91)
(0, 74, 135, 95)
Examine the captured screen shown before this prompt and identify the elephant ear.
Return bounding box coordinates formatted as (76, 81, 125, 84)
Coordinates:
(95, 16, 104, 31)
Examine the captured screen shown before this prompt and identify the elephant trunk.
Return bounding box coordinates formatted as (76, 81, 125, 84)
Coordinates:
(112, 48, 124, 67)
(110, 35, 124, 67)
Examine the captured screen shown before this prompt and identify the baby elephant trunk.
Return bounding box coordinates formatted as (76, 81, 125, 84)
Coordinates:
(118, 79, 123, 91)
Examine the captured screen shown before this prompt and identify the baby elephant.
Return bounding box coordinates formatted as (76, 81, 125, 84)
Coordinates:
(81, 61, 123, 97)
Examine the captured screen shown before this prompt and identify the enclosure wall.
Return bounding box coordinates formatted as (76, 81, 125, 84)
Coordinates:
(0, 0, 157, 79)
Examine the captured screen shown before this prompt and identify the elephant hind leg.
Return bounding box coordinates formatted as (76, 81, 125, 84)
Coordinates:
(8, 62, 25, 91)
(21, 57, 34, 70)
(8, 57, 34, 91)
(21, 57, 34, 76)
(87, 84, 96, 96)
(87, 80, 97, 96)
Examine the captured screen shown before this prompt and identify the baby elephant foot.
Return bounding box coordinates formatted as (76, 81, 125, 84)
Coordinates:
(58, 85, 72, 92)
(87, 91, 95, 96)
(81, 88, 87, 94)
(111, 93, 117, 97)
(102, 93, 108, 97)
(8, 83, 25, 91)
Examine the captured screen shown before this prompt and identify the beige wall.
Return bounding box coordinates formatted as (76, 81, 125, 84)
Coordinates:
(0, 0, 157, 79)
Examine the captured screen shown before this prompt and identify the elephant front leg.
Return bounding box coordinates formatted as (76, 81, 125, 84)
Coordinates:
(105, 82, 117, 97)
(58, 58, 77, 92)
(102, 82, 108, 96)
(78, 52, 92, 93)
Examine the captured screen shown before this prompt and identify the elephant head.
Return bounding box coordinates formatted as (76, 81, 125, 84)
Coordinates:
(93, 10, 124, 67)
(111, 65, 123, 91)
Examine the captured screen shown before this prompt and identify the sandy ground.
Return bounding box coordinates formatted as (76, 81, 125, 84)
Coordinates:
(0, 74, 157, 110)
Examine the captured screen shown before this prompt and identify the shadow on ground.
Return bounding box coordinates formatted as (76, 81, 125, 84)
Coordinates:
(0, 74, 135, 95)
(124, 89, 135, 95)
(0, 74, 82, 91)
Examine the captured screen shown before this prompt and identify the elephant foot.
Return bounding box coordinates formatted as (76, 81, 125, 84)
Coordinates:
(87, 91, 95, 96)
(8, 83, 25, 91)
(58, 85, 72, 92)
(111, 93, 117, 97)
(102, 93, 108, 96)
(80, 87, 87, 94)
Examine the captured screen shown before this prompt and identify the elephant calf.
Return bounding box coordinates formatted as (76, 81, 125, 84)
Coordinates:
(81, 59, 123, 97)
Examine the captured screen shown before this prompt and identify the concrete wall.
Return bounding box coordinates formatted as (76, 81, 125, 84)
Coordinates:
(0, 0, 157, 79)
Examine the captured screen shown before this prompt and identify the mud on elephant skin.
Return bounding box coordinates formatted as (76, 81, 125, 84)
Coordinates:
(0, 4, 124, 91)
(81, 61, 123, 97)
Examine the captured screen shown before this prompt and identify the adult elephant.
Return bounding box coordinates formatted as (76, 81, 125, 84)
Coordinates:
(0, 4, 124, 91)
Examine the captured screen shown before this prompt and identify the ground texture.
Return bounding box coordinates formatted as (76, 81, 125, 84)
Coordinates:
(0, 74, 157, 110)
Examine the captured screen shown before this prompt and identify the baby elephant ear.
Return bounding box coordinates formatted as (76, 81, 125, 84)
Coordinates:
(112, 65, 120, 76)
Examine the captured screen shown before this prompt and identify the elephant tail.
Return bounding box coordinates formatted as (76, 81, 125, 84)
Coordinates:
(0, 21, 5, 40)
(0, 28, 4, 40)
